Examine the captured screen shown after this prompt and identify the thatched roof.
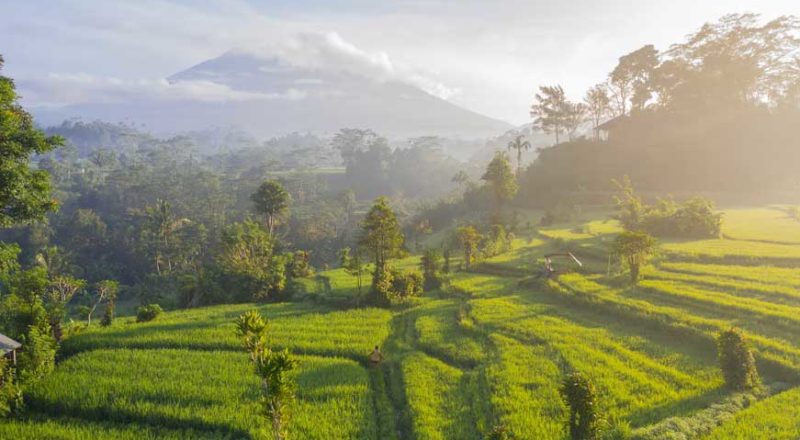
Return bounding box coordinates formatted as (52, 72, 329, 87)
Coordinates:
(0, 334, 21, 354)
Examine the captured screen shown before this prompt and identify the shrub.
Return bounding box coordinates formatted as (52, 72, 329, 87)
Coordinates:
(561, 372, 599, 440)
(390, 269, 423, 300)
(613, 177, 722, 238)
(420, 249, 443, 291)
(136, 304, 163, 323)
(286, 250, 313, 278)
(17, 325, 57, 384)
(611, 231, 657, 283)
(0, 357, 22, 418)
(481, 224, 512, 258)
(717, 328, 760, 391)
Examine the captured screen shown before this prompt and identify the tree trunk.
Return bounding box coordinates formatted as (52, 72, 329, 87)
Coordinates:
(630, 262, 640, 283)
(51, 318, 63, 343)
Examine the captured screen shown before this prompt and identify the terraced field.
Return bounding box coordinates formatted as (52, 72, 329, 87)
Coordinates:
(2, 207, 799, 439)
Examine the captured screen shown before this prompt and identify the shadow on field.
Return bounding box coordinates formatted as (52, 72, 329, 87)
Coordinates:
(627, 386, 728, 427)
(24, 396, 253, 439)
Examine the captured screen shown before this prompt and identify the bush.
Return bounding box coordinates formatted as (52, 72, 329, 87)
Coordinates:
(640, 197, 722, 238)
(481, 224, 512, 258)
(370, 266, 423, 305)
(136, 304, 163, 323)
(390, 269, 423, 300)
(613, 178, 722, 238)
(561, 372, 599, 440)
(717, 328, 760, 391)
(286, 250, 314, 278)
(17, 325, 57, 384)
(611, 231, 657, 283)
(420, 249, 443, 291)
(0, 357, 22, 418)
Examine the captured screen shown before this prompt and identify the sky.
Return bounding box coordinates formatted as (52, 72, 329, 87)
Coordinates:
(1, 0, 797, 125)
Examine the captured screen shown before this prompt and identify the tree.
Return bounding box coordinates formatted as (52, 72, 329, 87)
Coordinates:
(611, 231, 657, 283)
(608, 45, 659, 115)
(142, 199, 191, 275)
(506, 135, 531, 176)
(84, 280, 118, 326)
(251, 180, 291, 237)
(561, 372, 599, 440)
(584, 84, 611, 141)
(612, 176, 645, 231)
(0, 55, 63, 227)
(717, 328, 760, 391)
(609, 44, 659, 116)
(338, 247, 365, 297)
(456, 226, 481, 270)
(44, 275, 86, 342)
(563, 102, 588, 141)
(481, 152, 518, 219)
(218, 220, 284, 301)
(236, 310, 298, 440)
(99, 280, 119, 327)
(420, 248, 443, 291)
(530, 85, 568, 144)
(358, 197, 405, 302)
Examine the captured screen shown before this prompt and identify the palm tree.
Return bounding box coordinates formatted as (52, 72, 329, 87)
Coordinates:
(507, 135, 532, 175)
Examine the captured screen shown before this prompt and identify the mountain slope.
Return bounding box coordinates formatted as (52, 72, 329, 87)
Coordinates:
(37, 51, 512, 139)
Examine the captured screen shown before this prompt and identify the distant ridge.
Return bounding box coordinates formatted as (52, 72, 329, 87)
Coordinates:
(35, 50, 512, 139)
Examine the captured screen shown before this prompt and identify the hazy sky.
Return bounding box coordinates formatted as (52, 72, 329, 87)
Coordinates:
(1, 0, 797, 124)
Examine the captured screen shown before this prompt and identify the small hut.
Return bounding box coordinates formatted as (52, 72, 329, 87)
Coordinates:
(0, 334, 21, 366)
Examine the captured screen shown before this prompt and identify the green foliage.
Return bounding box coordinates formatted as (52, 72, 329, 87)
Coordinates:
(17, 325, 57, 384)
(251, 179, 291, 236)
(457, 226, 481, 270)
(561, 372, 599, 440)
(359, 197, 405, 304)
(286, 250, 313, 279)
(481, 224, 512, 258)
(638, 197, 723, 238)
(611, 231, 657, 283)
(389, 269, 423, 301)
(236, 310, 299, 440)
(0, 55, 62, 227)
(420, 248, 443, 291)
(338, 247, 365, 297)
(98, 280, 120, 327)
(481, 152, 518, 214)
(0, 357, 22, 418)
(717, 328, 760, 391)
(217, 219, 285, 301)
(44, 275, 86, 341)
(135, 304, 163, 323)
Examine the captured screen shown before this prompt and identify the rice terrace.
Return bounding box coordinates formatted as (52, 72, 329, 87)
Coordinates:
(2, 2, 800, 440)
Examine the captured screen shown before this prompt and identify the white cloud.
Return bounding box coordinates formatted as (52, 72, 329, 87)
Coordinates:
(19, 73, 306, 108)
(239, 31, 460, 100)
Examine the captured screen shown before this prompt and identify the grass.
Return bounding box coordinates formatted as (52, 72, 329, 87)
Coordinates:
(4, 206, 800, 439)
(721, 207, 800, 244)
(701, 387, 800, 440)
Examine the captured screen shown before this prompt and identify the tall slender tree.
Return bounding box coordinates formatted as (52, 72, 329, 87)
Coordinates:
(530, 85, 568, 144)
(251, 179, 291, 237)
(506, 135, 531, 175)
(584, 85, 611, 141)
(358, 197, 404, 303)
